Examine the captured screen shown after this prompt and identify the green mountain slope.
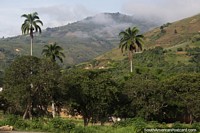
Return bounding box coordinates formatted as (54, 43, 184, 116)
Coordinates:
(144, 13, 200, 48)
(95, 13, 200, 63)
(0, 12, 159, 70)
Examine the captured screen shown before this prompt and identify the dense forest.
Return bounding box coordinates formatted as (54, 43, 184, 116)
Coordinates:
(1, 45, 200, 130)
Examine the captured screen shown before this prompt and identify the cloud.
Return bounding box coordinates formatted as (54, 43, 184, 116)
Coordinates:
(31, 4, 97, 28)
(0, 8, 22, 37)
(122, 0, 200, 23)
(93, 23, 132, 38)
(86, 13, 116, 25)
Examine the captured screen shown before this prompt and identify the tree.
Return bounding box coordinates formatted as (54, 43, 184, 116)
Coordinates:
(121, 74, 165, 121)
(3, 56, 61, 119)
(163, 73, 200, 123)
(190, 53, 200, 72)
(21, 12, 43, 56)
(61, 69, 118, 126)
(42, 42, 65, 117)
(42, 42, 65, 63)
(119, 27, 144, 72)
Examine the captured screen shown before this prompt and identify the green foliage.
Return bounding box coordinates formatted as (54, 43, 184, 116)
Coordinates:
(0, 12, 158, 69)
(191, 34, 200, 43)
(1, 115, 200, 133)
(121, 74, 164, 120)
(119, 27, 144, 53)
(163, 73, 200, 123)
(61, 69, 118, 126)
(3, 56, 61, 118)
(4, 115, 19, 125)
(50, 117, 75, 133)
(177, 47, 183, 51)
(119, 27, 144, 72)
(160, 23, 171, 33)
(113, 118, 146, 128)
(42, 42, 65, 63)
(21, 12, 43, 36)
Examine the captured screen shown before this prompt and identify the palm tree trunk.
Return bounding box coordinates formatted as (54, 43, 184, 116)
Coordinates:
(52, 100, 55, 118)
(31, 38, 33, 56)
(130, 59, 133, 73)
(129, 51, 133, 73)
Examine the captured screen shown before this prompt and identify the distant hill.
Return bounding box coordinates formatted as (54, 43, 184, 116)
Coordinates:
(96, 13, 200, 62)
(0, 12, 159, 70)
(144, 13, 200, 48)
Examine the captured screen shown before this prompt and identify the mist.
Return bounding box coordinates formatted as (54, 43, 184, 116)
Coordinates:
(122, 0, 200, 23)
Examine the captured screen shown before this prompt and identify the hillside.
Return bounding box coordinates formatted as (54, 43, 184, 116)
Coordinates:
(144, 13, 200, 48)
(95, 13, 200, 63)
(0, 12, 159, 71)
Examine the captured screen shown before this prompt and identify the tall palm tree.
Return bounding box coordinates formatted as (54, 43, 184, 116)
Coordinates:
(42, 42, 65, 118)
(42, 42, 65, 63)
(119, 27, 144, 72)
(21, 12, 43, 56)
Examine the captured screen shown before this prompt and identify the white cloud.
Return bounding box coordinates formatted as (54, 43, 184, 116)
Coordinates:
(31, 4, 97, 28)
(0, 8, 23, 37)
(0, 4, 97, 37)
(122, 0, 200, 23)
(86, 13, 116, 25)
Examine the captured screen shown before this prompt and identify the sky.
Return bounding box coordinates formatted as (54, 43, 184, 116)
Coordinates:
(1, 0, 200, 37)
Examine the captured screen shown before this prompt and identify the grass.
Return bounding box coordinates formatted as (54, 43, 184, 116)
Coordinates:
(0, 115, 200, 133)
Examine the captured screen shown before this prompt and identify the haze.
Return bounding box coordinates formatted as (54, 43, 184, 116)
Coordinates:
(1, 0, 200, 37)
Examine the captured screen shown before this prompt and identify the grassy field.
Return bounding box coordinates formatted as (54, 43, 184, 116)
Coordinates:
(0, 115, 200, 133)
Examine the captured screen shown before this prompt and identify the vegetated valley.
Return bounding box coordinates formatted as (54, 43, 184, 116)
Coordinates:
(1, 12, 200, 133)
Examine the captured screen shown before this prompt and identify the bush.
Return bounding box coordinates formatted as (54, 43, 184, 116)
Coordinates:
(50, 117, 75, 133)
(191, 123, 200, 131)
(113, 118, 146, 127)
(74, 126, 97, 133)
(147, 63, 153, 67)
(172, 122, 184, 128)
(113, 118, 151, 133)
(29, 118, 44, 130)
(3, 115, 30, 130)
(177, 47, 183, 52)
(4, 115, 19, 126)
(0, 120, 6, 126)
(14, 119, 29, 129)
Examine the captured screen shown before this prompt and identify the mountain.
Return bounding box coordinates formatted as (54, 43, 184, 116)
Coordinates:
(95, 13, 200, 62)
(144, 13, 200, 48)
(0, 12, 160, 70)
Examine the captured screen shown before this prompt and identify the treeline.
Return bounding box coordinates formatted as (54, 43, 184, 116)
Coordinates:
(1, 46, 200, 126)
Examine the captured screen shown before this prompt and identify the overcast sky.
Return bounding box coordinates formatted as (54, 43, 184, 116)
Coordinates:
(1, 0, 200, 37)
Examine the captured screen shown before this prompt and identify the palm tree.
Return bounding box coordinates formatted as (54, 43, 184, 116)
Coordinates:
(42, 42, 65, 63)
(42, 42, 65, 118)
(119, 27, 144, 72)
(21, 12, 43, 56)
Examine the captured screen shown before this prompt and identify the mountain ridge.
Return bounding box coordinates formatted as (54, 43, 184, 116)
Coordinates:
(0, 12, 159, 70)
(95, 13, 200, 62)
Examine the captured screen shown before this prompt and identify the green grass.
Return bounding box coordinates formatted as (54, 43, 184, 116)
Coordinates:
(0, 116, 200, 133)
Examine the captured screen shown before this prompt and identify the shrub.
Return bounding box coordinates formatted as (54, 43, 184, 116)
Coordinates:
(4, 115, 19, 126)
(147, 63, 153, 67)
(14, 119, 29, 129)
(50, 117, 75, 133)
(177, 47, 183, 52)
(172, 122, 184, 128)
(113, 118, 146, 127)
(29, 118, 44, 130)
(113, 118, 148, 133)
(191, 123, 200, 131)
